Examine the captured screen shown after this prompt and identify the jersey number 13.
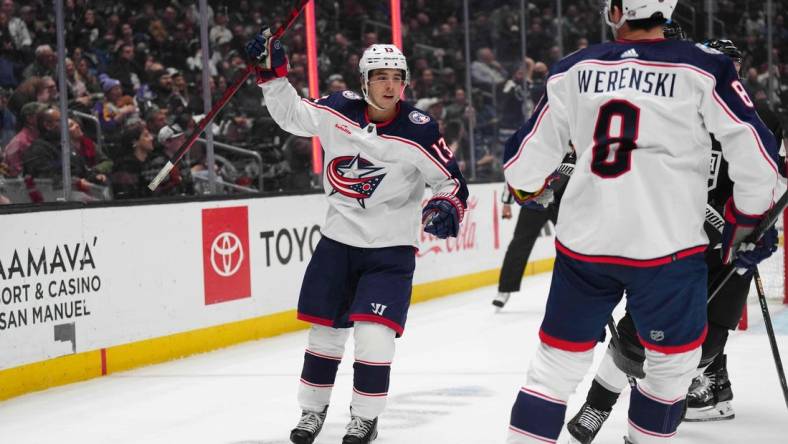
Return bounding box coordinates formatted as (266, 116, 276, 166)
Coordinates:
(591, 99, 641, 178)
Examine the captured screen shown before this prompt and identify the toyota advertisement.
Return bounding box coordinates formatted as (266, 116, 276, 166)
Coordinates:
(0, 183, 557, 370)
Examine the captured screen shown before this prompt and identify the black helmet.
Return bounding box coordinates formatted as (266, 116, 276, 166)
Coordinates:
(703, 39, 743, 63)
(663, 20, 686, 40)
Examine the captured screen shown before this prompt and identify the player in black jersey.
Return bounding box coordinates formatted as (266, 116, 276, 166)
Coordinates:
(493, 153, 575, 310)
(564, 34, 784, 443)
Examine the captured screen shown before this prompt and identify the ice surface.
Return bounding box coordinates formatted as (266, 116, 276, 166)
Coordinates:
(0, 272, 786, 443)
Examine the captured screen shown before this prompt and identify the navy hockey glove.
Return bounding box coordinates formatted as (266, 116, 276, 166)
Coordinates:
(721, 198, 775, 269)
(244, 26, 288, 84)
(422, 193, 465, 239)
(734, 225, 778, 271)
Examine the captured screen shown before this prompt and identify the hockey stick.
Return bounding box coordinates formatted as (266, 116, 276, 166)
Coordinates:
(606, 318, 638, 386)
(752, 269, 788, 411)
(708, 189, 788, 303)
(148, 0, 310, 191)
(707, 203, 788, 409)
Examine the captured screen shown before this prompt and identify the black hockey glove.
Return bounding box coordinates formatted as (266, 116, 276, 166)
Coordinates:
(422, 193, 465, 239)
(244, 26, 288, 84)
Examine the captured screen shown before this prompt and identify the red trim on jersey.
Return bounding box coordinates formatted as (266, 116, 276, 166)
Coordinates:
(355, 358, 392, 366)
(638, 325, 707, 354)
(503, 103, 551, 170)
(555, 239, 707, 267)
(302, 99, 360, 128)
(364, 103, 400, 128)
(297, 312, 335, 327)
(520, 387, 567, 406)
(349, 314, 404, 336)
(352, 387, 388, 397)
(539, 329, 596, 352)
(378, 133, 460, 196)
(636, 385, 685, 405)
(300, 378, 334, 388)
(305, 349, 342, 361)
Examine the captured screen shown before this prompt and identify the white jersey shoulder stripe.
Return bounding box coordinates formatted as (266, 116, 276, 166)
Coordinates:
(302, 98, 360, 128)
(503, 103, 551, 170)
(379, 133, 460, 196)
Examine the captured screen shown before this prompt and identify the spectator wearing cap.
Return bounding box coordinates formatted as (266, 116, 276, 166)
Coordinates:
(142, 123, 192, 196)
(2, 101, 45, 176)
(156, 123, 185, 158)
(21, 44, 56, 80)
(94, 73, 136, 139)
(110, 124, 154, 199)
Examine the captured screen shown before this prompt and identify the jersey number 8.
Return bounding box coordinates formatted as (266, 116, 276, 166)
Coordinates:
(591, 100, 641, 179)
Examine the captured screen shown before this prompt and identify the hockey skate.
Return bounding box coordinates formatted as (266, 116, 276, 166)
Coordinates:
(342, 411, 378, 444)
(566, 402, 610, 444)
(684, 355, 734, 422)
(289, 406, 327, 444)
(492, 292, 511, 310)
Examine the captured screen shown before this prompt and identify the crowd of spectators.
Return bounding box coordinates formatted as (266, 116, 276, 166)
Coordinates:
(0, 0, 785, 205)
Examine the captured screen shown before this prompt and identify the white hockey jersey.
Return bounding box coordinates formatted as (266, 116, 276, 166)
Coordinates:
(261, 77, 468, 248)
(503, 39, 781, 263)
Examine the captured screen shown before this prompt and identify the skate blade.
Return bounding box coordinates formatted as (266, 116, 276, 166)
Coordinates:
(683, 401, 735, 422)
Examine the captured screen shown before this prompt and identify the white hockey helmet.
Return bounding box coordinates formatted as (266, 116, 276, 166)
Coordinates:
(359, 44, 410, 110)
(603, 0, 678, 31)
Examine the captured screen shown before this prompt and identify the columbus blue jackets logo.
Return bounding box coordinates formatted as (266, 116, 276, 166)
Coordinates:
(342, 90, 362, 100)
(408, 111, 430, 124)
(327, 154, 386, 208)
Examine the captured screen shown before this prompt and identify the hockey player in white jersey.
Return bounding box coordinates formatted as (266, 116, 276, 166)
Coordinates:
(502, 1, 781, 443)
(245, 28, 468, 444)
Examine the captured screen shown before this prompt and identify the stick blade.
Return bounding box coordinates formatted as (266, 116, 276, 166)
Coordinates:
(148, 161, 174, 191)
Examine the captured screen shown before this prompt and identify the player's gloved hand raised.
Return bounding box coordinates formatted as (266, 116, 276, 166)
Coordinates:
(422, 193, 465, 239)
(244, 26, 288, 84)
(721, 198, 776, 270)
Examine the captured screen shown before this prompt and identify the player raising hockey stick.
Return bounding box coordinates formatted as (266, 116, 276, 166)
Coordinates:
(564, 36, 784, 443)
(502, 1, 781, 443)
(245, 27, 468, 444)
